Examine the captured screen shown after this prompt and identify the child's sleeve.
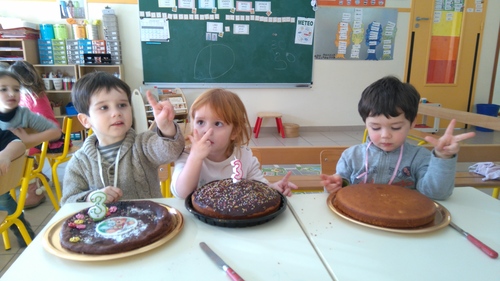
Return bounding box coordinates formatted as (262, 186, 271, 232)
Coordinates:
(245, 153, 269, 184)
(60, 155, 93, 204)
(170, 152, 188, 198)
(414, 149, 456, 200)
(26, 110, 59, 132)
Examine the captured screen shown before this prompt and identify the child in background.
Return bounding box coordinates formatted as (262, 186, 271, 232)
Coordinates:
(10, 61, 66, 208)
(0, 70, 61, 208)
(0, 129, 36, 247)
(321, 76, 475, 200)
(61, 72, 185, 204)
(171, 88, 297, 199)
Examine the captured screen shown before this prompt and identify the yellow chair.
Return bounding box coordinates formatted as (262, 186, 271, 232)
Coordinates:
(159, 163, 173, 198)
(0, 154, 33, 250)
(44, 116, 87, 202)
(22, 128, 60, 211)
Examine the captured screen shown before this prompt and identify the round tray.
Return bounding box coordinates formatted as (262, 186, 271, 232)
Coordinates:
(327, 193, 451, 234)
(43, 203, 183, 261)
(185, 192, 287, 228)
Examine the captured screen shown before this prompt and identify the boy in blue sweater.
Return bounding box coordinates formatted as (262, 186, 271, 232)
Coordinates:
(321, 76, 475, 200)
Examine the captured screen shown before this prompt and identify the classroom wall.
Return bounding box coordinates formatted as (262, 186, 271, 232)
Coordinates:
(1, 0, 499, 128)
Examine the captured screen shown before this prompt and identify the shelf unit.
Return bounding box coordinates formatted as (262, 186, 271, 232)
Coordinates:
(79, 64, 123, 80)
(33, 64, 123, 115)
(0, 39, 39, 65)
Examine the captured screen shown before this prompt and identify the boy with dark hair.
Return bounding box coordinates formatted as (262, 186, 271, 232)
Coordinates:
(61, 72, 184, 204)
(321, 76, 475, 200)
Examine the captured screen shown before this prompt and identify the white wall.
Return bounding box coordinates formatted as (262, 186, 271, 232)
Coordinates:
(1, 0, 498, 127)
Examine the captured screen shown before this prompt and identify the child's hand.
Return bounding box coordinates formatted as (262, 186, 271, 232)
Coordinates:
(89, 186, 123, 203)
(320, 173, 344, 194)
(187, 128, 213, 161)
(270, 171, 298, 197)
(424, 119, 476, 159)
(0, 158, 10, 176)
(146, 91, 176, 137)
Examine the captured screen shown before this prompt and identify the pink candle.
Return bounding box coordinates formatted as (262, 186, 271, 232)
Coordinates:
(231, 157, 243, 183)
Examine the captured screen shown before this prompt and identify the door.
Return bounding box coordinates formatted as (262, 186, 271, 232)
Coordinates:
(406, 0, 487, 128)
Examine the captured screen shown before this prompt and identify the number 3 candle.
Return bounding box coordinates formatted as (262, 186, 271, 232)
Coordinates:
(231, 157, 243, 183)
(88, 191, 107, 221)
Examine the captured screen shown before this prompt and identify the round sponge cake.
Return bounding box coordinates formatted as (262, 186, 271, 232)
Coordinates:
(191, 178, 281, 220)
(333, 184, 436, 228)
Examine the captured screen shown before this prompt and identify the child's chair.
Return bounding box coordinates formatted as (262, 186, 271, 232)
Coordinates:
(44, 116, 87, 203)
(0, 154, 33, 250)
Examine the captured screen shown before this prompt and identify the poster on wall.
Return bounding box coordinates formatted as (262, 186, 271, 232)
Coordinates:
(59, 0, 86, 19)
(314, 7, 397, 60)
(317, 0, 385, 7)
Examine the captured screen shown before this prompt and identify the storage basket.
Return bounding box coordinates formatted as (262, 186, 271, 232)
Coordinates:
(283, 123, 299, 138)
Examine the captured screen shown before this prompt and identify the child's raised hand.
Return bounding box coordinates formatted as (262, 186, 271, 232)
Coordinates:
(187, 128, 213, 161)
(424, 119, 476, 159)
(146, 91, 176, 137)
(270, 171, 298, 197)
(320, 173, 344, 194)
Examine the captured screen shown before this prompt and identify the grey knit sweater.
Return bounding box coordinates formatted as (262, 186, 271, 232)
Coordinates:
(61, 125, 184, 204)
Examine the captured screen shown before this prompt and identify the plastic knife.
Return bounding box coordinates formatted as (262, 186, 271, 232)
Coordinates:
(449, 221, 498, 259)
(199, 242, 245, 281)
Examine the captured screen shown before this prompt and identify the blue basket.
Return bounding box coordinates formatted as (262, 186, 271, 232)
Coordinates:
(65, 102, 78, 116)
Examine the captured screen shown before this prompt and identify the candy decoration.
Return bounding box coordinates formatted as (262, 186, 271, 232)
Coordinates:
(69, 237, 80, 243)
(88, 191, 107, 221)
(231, 157, 243, 183)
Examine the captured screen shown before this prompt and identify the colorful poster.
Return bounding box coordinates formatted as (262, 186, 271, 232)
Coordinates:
(314, 7, 397, 60)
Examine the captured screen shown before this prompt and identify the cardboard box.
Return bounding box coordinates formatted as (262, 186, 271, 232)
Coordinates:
(52, 106, 62, 116)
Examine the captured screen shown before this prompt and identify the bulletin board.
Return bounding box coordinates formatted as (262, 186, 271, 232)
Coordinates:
(138, 0, 316, 88)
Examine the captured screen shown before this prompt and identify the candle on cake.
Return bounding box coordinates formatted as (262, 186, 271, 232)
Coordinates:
(231, 156, 243, 183)
(88, 191, 107, 221)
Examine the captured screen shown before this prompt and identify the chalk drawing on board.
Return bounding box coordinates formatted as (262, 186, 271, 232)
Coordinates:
(193, 44, 235, 81)
(270, 40, 296, 70)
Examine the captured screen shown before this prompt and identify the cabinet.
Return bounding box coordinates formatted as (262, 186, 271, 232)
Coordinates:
(78, 64, 123, 80)
(33, 64, 123, 116)
(0, 39, 39, 65)
(158, 89, 188, 122)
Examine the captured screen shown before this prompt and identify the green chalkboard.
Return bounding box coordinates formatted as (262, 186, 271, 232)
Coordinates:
(138, 0, 315, 88)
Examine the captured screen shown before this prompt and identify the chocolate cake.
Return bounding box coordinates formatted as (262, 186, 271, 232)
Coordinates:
(333, 184, 436, 228)
(60, 200, 175, 255)
(191, 178, 281, 220)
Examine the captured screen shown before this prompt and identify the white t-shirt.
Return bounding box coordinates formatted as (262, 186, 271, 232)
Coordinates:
(171, 146, 267, 198)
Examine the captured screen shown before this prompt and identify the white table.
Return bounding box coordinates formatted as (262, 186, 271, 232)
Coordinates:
(288, 187, 500, 281)
(3, 198, 332, 280)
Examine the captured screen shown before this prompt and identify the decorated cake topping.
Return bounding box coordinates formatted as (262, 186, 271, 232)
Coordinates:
(88, 191, 108, 221)
(193, 178, 280, 217)
(231, 157, 243, 183)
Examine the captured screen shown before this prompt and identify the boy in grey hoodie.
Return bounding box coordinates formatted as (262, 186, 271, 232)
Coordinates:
(61, 72, 184, 204)
(321, 76, 475, 200)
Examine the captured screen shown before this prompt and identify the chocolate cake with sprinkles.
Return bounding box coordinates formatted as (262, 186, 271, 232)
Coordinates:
(191, 178, 281, 220)
(60, 201, 175, 255)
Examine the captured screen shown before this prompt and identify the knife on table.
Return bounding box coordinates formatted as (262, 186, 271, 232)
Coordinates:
(449, 221, 498, 259)
(200, 242, 245, 281)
